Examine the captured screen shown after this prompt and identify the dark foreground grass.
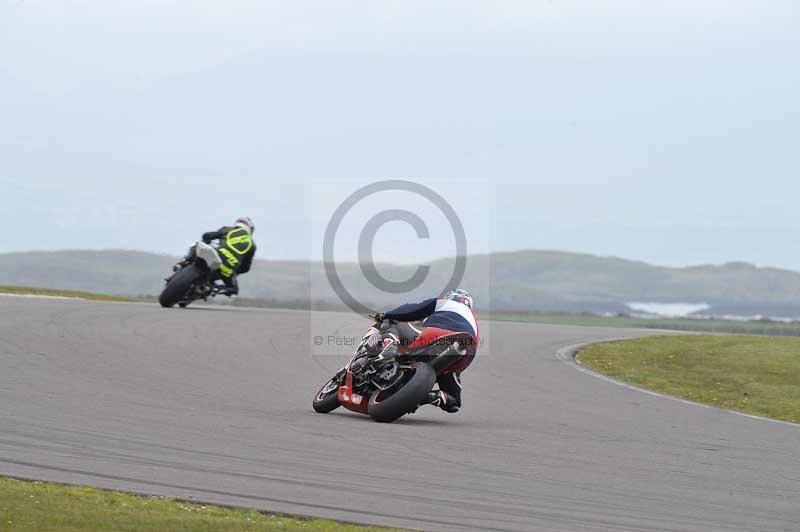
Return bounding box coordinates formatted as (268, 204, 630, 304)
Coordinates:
(0, 285, 138, 302)
(579, 335, 800, 423)
(0, 477, 404, 532)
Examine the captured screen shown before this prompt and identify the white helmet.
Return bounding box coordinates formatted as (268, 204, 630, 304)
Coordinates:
(235, 216, 255, 233)
(444, 288, 474, 309)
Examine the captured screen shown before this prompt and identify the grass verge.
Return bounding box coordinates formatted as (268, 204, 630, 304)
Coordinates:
(491, 311, 800, 337)
(578, 335, 800, 423)
(0, 477, 404, 532)
(0, 285, 138, 303)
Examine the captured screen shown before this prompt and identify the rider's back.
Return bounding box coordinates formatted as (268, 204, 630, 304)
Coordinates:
(201, 226, 256, 275)
(385, 297, 479, 339)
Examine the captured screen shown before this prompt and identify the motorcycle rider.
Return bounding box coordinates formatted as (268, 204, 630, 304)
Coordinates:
(174, 217, 257, 296)
(371, 288, 478, 413)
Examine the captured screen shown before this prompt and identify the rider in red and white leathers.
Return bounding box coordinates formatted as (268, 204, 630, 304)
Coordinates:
(372, 289, 478, 413)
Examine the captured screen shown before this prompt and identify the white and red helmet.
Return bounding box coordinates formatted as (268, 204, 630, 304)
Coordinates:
(235, 216, 255, 233)
(445, 288, 474, 309)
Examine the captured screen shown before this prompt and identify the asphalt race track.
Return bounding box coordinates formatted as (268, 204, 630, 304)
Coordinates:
(1, 298, 798, 531)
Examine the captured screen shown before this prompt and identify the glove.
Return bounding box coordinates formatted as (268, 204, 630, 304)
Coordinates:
(371, 312, 385, 324)
(365, 329, 383, 349)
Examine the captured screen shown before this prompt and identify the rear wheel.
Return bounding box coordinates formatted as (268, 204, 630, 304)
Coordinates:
(159, 264, 201, 308)
(312, 376, 342, 413)
(368, 362, 436, 423)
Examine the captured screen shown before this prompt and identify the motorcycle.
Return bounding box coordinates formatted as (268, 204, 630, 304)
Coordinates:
(312, 321, 474, 423)
(159, 242, 233, 308)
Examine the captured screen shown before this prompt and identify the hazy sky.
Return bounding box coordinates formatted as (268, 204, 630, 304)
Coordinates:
(1, 1, 798, 268)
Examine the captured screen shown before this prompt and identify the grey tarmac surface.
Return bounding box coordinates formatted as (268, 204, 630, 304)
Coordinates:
(1, 297, 798, 532)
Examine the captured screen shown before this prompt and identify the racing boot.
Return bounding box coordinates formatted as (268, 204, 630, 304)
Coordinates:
(425, 390, 461, 413)
(216, 277, 239, 297)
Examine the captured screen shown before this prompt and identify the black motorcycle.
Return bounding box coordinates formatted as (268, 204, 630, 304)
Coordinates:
(159, 242, 233, 308)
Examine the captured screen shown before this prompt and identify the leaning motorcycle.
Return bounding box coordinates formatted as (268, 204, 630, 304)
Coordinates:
(312, 322, 474, 423)
(159, 242, 230, 308)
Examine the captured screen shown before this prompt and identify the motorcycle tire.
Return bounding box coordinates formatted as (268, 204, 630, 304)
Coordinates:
(159, 264, 200, 308)
(368, 362, 436, 423)
(312, 376, 342, 413)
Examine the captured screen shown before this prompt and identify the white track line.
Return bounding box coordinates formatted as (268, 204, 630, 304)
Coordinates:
(555, 340, 800, 429)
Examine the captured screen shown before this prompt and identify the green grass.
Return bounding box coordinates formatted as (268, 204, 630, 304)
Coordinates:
(578, 335, 800, 423)
(490, 311, 800, 337)
(0, 285, 138, 303)
(0, 477, 404, 532)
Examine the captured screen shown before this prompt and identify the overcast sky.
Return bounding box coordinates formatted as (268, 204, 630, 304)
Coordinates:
(1, 1, 798, 269)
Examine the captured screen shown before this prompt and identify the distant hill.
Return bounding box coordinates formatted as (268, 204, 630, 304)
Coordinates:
(2, 249, 800, 317)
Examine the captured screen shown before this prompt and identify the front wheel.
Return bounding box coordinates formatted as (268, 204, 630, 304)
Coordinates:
(312, 376, 342, 413)
(368, 362, 436, 423)
(159, 264, 201, 308)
